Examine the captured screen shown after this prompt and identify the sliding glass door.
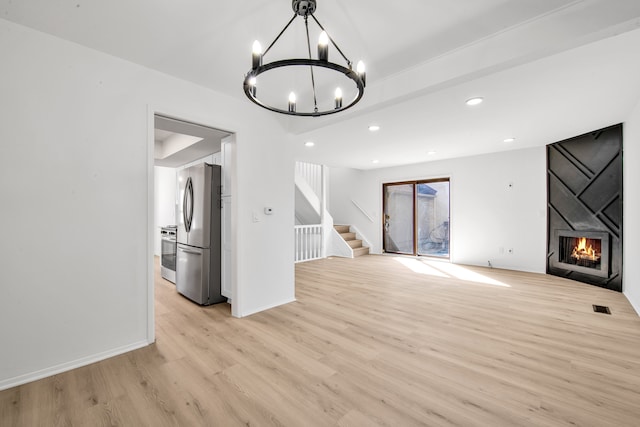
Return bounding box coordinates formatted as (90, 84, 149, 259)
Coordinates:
(383, 178, 450, 258)
(416, 180, 450, 257)
(383, 183, 414, 254)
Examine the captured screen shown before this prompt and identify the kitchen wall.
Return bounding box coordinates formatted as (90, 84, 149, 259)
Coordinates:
(330, 146, 547, 273)
(153, 166, 177, 256)
(0, 18, 294, 390)
(624, 99, 640, 314)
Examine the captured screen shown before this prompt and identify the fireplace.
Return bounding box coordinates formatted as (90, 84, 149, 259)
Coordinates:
(546, 124, 622, 292)
(553, 230, 610, 279)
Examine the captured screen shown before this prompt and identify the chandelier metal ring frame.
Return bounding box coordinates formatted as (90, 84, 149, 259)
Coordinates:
(243, 0, 366, 117)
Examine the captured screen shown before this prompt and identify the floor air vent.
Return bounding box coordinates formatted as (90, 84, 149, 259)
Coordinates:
(592, 305, 611, 314)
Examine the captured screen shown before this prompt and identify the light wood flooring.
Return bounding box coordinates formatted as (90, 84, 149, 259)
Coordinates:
(2, 255, 640, 426)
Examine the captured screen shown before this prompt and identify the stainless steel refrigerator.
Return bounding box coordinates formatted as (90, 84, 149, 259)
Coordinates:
(176, 163, 226, 305)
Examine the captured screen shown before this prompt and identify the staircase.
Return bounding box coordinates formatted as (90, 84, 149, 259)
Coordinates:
(295, 161, 372, 261)
(334, 225, 369, 257)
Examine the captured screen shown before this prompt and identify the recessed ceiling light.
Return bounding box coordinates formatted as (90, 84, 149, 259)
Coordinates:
(372, 159, 380, 164)
(305, 141, 315, 147)
(368, 125, 380, 132)
(503, 138, 515, 143)
(427, 151, 437, 155)
(465, 97, 484, 106)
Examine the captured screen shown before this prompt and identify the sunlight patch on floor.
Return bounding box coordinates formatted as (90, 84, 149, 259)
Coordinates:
(394, 257, 511, 287)
(393, 257, 449, 278)
(425, 261, 511, 287)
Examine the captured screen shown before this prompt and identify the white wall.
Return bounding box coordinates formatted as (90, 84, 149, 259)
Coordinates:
(330, 146, 547, 273)
(0, 19, 294, 390)
(624, 99, 640, 314)
(153, 166, 177, 256)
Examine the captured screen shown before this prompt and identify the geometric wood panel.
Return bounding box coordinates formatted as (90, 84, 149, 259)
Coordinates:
(547, 124, 623, 292)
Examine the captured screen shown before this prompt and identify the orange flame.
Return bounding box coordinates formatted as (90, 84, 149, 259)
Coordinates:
(572, 237, 597, 260)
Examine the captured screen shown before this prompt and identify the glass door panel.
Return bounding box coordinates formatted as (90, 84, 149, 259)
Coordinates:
(383, 183, 415, 254)
(417, 181, 450, 258)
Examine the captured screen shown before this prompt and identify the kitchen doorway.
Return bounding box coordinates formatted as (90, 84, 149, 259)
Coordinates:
(148, 112, 235, 342)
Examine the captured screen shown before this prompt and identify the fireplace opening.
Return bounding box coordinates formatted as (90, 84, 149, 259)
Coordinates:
(553, 230, 610, 279)
(559, 236, 602, 270)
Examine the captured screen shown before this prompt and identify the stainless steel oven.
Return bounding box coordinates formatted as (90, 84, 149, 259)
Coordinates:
(160, 225, 177, 283)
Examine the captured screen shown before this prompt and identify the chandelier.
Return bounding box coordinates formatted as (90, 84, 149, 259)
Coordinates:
(243, 0, 366, 117)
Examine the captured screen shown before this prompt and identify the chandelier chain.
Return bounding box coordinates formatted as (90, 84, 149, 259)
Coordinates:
(310, 14, 351, 67)
(304, 16, 319, 113)
(263, 13, 297, 57)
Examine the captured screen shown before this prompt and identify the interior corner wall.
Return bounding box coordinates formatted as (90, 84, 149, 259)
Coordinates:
(329, 146, 547, 273)
(327, 166, 366, 225)
(0, 18, 294, 390)
(623, 99, 640, 314)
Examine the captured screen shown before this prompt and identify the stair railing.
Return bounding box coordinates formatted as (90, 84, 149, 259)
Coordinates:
(294, 224, 323, 263)
(351, 199, 374, 222)
(295, 161, 322, 198)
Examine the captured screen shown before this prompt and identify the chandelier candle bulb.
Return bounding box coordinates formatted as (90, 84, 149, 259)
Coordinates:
(252, 40, 262, 69)
(357, 60, 366, 87)
(318, 31, 329, 61)
(334, 87, 343, 109)
(288, 92, 297, 113)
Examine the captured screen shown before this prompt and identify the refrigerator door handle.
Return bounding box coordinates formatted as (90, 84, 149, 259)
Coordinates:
(179, 248, 202, 255)
(188, 177, 194, 231)
(184, 177, 193, 232)
(182, 177, 188, 232)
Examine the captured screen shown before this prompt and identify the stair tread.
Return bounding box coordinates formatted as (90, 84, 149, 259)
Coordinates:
(353, 247, 369, 257)
(334, 225, 350, 233)
(340, 232, 356, 241)
(347, 239, 363, 248)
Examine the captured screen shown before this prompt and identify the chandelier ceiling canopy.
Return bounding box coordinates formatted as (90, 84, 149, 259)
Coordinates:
(243, 0, 366, 117)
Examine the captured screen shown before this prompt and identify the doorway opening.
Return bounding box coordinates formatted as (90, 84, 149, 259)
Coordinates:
(153, 114, 231, 261)
(149, 113, 235, 341)
(383, 178, 450, 258)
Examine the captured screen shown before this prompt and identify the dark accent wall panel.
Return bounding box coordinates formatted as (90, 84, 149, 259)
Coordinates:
(546, 124, 623, 292)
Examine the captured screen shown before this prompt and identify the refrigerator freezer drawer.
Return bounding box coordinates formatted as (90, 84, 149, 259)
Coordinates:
(176, 244, 210, 305)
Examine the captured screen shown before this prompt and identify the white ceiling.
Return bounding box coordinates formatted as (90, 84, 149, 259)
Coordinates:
(2, 0, 640, 170)
(154, 116, 230, 168)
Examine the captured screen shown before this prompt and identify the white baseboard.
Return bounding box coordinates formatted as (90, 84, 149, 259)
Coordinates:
(239, 297, 297, 318)
(624, 291, 640, 316)
(0, 340, 150, 391)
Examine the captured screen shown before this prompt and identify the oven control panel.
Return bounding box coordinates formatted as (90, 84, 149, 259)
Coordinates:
(161, 226, 177, 241)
